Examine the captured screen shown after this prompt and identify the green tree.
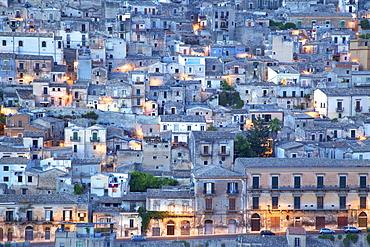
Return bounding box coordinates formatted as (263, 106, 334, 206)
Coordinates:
(220, 81, 234, 91)
(240, 116, 270, 157)
(234, 134, 255, 157)
(284, 22, 296, 29)
(81, 111, 99, 120)
(129, 171, 178, 192)
(360, 19, 370, 30)
(268, 117, 281, 140)
(73, 184, 83, 195)
(207, 125, 218, 131)
(358, 33, 370, 39)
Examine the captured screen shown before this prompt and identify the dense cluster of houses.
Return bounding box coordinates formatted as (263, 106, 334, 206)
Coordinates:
(1, 0, 370, 245)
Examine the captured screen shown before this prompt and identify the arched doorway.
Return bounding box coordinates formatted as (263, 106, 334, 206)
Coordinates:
(251, 213, 261, 231)
(228, 219, 237, 233)
(25, 226, 33, 241)
(45, 227, 51, 240)
(167, 220, 175, 235)
(359, 212, 368, 227)
(204, 220, 213, 234)
(181, 221, 190, 235)
(7, 228, 13, 242)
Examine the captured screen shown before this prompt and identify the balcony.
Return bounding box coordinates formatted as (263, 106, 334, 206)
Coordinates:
(249, 185, 355, 192)
(218, 151, 230, 156)
(227, 190, 239, 195)
(200, 152, 211, 156)
(90, 137, 100, 142)
(17, 67, 26, 72)
(33, 68, 42, 72)
(336, 107, 344, 112)
(204, 191, 215, 196)
(70, 136, 81, 141)
(355, 106, 362, 112)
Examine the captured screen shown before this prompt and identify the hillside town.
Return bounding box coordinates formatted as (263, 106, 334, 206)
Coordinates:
(1, 0, 370, 246)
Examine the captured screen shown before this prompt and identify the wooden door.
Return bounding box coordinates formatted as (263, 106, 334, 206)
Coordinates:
(338, 217, 348, 228)
(316, 217, 325, 230)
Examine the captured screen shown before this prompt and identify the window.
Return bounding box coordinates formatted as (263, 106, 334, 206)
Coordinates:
(78, 212, 85, 221)
(76, 242, 83, 247)
(294, 176, 301, 189)
(204, 182, 214, 195)
(92, 132, 98, 141)
(360, 197, 367, 209)
(41, 41, 46, 47)
(294, 237, 301, 247)
(73, 131, 79, 140)
(63, 210, 72, 221)
(252, 197, 259, 209)
(272, 196, 278, 209)
(6, 210, 14, 221)
(228, 198, 236, 211)
(360, 176, 367, 188)
(45, 210, 53, 221)
(187, 125, 191, 131)
(3, 177, 9, 182)
(18, 40, 23, 47)
(339, 176, 346, 188)
(252, 176, 259, 189)
(203, 146, 209, 155)
(73, 145, 77, 153)
(205, 198, 212, 211)
(2, 40, 6, 46)
(3, 166, 9, 171)
(28, 176, 32, 183)
(271, 176, 278, 189)
(18, 176, 23, 182)
(227, 182, 238, 194)
(340, 196, 346, 209)
(129, 218, 134, 228)
(317, 176, 324, 188)
(294, 196, 300, 209)
(317, 196, 324, 209)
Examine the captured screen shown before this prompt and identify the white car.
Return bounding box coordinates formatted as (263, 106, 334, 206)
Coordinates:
(344, 226, 362, 233)
(319, 228, 335, 234)
(131, 235, 146, 241)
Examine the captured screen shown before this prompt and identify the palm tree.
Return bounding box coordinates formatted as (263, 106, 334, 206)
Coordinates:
(268, 117, 281, 140)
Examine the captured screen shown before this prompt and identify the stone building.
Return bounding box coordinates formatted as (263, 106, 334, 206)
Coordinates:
(192, 165, 246, 235)
(189, 131, 235, 170)
(234, 158, 370, 232)
(0, 194, 88, 243)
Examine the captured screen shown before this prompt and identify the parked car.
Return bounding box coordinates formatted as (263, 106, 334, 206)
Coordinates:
(344, 226, 362, 233)
(131, 235, 146, 241)
(260, 230, 275, 236)
(320, 228, 335, 234)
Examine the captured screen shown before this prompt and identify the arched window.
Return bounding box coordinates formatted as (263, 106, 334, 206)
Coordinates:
(18, 40, 23, 47)
(41, 41, 46, 47)
(2, 40, 6, 46)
